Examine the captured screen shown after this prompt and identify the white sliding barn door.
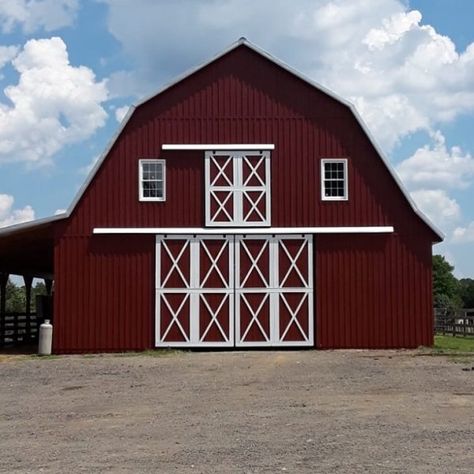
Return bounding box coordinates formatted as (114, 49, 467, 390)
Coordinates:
(235, 235, 314, 347)
(156, 235, 234, 347)
(156, 234, 313, 348)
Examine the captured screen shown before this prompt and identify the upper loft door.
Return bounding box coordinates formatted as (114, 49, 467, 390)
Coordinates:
(204, 150, 271, 227)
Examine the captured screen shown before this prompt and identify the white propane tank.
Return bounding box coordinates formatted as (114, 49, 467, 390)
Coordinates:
(38, 319, 53, 356)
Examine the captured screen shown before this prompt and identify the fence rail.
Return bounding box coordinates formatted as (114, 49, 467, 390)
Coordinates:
(434, 308, 474, 337)
(0, 312, 39, 346)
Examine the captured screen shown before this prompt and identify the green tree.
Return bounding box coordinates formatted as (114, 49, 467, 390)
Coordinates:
(4, 279, 48, 313)
(458, 278, 474, 308)
(432, 255, 461, 311)
(5, 279, 26, 313)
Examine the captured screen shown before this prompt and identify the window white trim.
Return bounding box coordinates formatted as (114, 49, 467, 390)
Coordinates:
(162, 144, 274, 151)
(139, 159, 166, 202)
(321, 158, 348, 201)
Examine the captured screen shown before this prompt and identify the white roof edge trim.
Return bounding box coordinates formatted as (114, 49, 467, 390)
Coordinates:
(93, 226, 394, 235)
(0, 213, 67, 237)
(29, 36, 440, 241)
(162, 144, 275, 150)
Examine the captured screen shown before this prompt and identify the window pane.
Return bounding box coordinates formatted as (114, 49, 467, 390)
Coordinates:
(323, 161, 346, 198)
(144, 163, 163, 180)
(141, 161, 164, 199)
(324, 179, 345, 197)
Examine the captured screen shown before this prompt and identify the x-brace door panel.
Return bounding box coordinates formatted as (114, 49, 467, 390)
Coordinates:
(156, 235, 234, 347)
(235, 235, 313, 347)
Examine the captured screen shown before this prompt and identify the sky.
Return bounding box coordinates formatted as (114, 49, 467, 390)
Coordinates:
(0, 0, 473, 277)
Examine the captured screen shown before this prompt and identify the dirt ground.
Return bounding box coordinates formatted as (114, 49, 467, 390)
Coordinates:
(1, 350, 474, 473)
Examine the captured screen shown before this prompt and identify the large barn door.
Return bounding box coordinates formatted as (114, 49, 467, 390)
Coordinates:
(156, 235, 234, 347)
(156, 234, 313, 348)
(235, 235, 313, 347)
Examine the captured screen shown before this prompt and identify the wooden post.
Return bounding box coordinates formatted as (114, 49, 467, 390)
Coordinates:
(23, 276, 33, 342)
(45, 279, 53, 296)
(0, 273, 9, 346)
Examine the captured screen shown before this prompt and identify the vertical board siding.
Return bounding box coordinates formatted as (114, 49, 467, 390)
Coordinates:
(54, 235, 154, 353)
(53, 45, 436, 352)
(61, 46, 429, 237)
(315, 234, 433, 349)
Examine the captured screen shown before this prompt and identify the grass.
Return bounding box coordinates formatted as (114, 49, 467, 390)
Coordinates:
(434, 335, 474, 353)
(0, 349, 185, 363)
(122, 349, 185, 358)
(417, 335, 474, 362)
(79, 349, 185, 358)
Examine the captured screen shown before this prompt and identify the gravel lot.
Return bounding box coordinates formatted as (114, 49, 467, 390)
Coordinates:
(1, 349, 474, 473)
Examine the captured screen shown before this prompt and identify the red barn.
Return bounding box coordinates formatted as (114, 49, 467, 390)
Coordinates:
(0, 39, 442, 353)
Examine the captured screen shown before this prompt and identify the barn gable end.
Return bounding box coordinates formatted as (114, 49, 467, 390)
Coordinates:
(0, 39, 441, 352)
(61, 39, 441, 241)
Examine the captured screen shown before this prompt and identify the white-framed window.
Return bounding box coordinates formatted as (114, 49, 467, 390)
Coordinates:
(139, 159, 166, 201)
(205, 150, 271, 227)
(321, 158, 348, 201)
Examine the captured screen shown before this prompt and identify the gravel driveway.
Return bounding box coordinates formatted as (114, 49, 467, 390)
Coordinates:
(1, 350, 473, 473)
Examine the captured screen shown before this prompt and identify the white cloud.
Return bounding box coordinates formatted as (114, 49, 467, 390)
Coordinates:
(115, 105, 129, 123)
(411, 189, 461, 230)
(103, 0, 474, 151)
(0, 37, 108, 166)
(54, 208, 66, 215)
(396, 131, 474, 189)
(452, 223, 474, 244)
(0, 0, 78, 33)
(0, 45, 19, 69)
(363, 10, 421, 51)
(0, 193, 35, 227)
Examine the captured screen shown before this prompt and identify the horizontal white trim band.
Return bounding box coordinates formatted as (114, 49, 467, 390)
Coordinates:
(93, 226, 394, 235)
(162, 144, 275, 150)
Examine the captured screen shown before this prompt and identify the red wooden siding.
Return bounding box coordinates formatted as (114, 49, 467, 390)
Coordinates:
(51, 44, 437, 352)
(60, 46, 436, 239)
(54, 234, 154, 353)
(316, 233, 433, 349)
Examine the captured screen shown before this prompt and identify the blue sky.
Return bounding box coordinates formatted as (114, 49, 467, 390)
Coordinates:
(0, 0, 473, 277)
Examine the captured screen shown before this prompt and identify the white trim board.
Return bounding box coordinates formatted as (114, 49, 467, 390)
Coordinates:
(94, 226, 394, 235)
(162, 144, 274, 151)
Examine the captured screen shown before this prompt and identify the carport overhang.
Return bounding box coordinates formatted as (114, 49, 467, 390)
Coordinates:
(0, 215, 66, 279)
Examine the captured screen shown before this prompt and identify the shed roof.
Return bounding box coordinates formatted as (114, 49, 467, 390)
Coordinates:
(0, 215, 59, 277)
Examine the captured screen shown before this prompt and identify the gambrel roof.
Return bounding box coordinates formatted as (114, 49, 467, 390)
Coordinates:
(0, 37, 443, 241)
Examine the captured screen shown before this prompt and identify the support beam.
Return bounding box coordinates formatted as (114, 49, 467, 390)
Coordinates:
(0, 269, 54, 281)
(45, 279, 53, 296)
(0, 272, 9, 346)
(23, 275, 33, 343)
